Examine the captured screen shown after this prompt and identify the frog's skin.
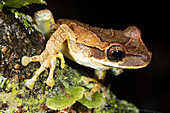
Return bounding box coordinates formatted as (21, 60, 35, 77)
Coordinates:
(21, 10, 152, 94)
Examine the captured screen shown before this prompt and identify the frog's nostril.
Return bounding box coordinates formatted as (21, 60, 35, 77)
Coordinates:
(142, 55, 147, 61)
(142, 51, 152, 64)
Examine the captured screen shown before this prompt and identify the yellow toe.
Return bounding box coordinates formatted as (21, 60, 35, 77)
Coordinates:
(25, 79, 36, 89)
(22, 56, 29, 66)
(46, 77, 55, 88)
(61, 63, 65, 69)
(84, 92, 92, 101)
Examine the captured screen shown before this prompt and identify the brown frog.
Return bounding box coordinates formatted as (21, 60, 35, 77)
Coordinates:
(21, 10, 152, 97)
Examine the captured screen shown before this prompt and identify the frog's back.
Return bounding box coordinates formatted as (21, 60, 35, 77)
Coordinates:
(56, 19, 131, 50)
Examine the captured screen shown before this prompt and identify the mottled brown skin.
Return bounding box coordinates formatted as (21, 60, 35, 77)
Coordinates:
(56, 19, 151, 68)
(21, 18, 152, 98)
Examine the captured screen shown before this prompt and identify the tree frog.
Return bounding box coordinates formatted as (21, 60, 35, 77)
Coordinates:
(21, 10, 152, 94)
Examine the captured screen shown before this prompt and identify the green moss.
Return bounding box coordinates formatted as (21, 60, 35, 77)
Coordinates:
(0, 75, 47, 112)
(0, 73, 7, 89)
(93, 88, 139, 113)
(46, 86, 85, 110)
(10, 9, 34, 34)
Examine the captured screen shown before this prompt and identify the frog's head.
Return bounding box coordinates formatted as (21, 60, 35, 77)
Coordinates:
(104, 26, 152, 69)
(91, 26, 152, 69)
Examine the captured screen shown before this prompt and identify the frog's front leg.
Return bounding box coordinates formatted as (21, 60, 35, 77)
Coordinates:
(22, 24, 71, 89)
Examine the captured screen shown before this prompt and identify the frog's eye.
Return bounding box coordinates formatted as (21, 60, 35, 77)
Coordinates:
(106, 44, 125, 62)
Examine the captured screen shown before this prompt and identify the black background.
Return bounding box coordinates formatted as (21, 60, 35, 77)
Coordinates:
(18, 1, 169, 112)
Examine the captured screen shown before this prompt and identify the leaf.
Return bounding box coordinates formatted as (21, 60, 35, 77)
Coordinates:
(78, 92, 104, 109)
(1, 0, 46, 9)
(46, 86, 85, 110)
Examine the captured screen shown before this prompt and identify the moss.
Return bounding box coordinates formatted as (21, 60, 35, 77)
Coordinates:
(10, 9, 34, 34)
(0, 76, 46, 112)
(93, 87, 139, 113)
(0, 9, 46, 78)
(46, 86, 85, 110)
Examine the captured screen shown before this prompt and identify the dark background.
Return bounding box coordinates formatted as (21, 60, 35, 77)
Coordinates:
(18, 1, 169, 112)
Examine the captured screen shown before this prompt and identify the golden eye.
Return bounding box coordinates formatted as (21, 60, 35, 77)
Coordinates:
(106, 44, 125, 62)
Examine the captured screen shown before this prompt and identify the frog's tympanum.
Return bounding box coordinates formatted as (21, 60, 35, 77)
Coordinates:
(22, 10, 152, 97)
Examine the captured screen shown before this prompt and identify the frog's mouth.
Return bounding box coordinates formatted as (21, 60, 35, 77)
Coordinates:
(117, 52, 152, 69)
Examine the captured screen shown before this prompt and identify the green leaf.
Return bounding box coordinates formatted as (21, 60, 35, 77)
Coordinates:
(1, 0, 46, 9)
(78, 92, 104, 109)
(46, 86, 85, 110)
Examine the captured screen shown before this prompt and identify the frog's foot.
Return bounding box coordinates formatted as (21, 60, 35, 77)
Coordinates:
(22, 50, 50, 89)
(81, 76, 101, 100)
(22, 50, 66, 89)
(84, 84, 101, 100)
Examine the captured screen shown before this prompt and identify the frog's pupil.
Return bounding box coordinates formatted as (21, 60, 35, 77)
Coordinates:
(112, 50, 123, 58)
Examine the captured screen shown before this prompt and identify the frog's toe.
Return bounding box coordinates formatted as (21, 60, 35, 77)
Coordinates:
(22, 56, 30, 66)
(110, 68, 123, 76)
(84, 92, 92, 101)
(46, 77, 55, 88)
(56, 51, 65, 69)
(60, 62, 65, 69)
(81, 76, 98, 84)
(25, 79, 36, 89)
